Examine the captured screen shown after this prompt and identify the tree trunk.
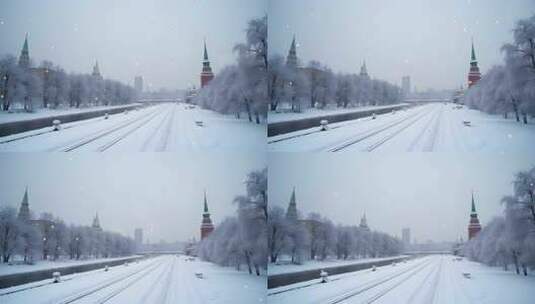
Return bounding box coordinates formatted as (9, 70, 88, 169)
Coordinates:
(244, 250, 252, 274)
(512, 99, 520, 122)
(522, 112, 528, 124)
(255, 112, 260, 124)
(244, 100, 252, 122)
(513, 251, 520, 274)
(522, 264, 528, 276)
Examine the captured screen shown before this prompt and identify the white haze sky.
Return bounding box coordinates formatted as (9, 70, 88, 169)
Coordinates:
(0, 0, 266, 90)
(269, 0, 535, 90)
(0, 153, 266, 243)
(269, 153, 535, 243)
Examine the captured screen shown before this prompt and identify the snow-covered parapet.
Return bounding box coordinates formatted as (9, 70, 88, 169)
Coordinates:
(320, 119, 329, 131)
(52, 119, 61, 131)
(52, 271, 61, 283)
(320, 270, 329, 283)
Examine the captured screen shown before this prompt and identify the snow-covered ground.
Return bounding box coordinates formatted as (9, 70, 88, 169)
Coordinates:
(269, 256, 407, 276)
(0, 104, 140, 124)
(0, 256, 139, 276)
(268, 254, 535, 304)
(0, 103, 265, 152)
(0, 255, 266, 304)
(268, 104, 408, 124)
(269, 102, 535, 152)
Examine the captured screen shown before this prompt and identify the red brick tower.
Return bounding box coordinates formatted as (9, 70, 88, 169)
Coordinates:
(200, 40, 214, 88)
(200, 191, 214, 240)
(468, 192, 482, 240)
(467, 39, 481, 87)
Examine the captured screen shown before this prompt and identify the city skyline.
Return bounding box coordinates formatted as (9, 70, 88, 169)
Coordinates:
(269, 153, 534, 243)
(269, 0, 534, 90)
(0, 152, 266, 243)
(0, 0, 266, 90)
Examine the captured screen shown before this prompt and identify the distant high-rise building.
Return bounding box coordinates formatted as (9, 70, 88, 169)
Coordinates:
(359, 213, 370, 231)
(286, 187, 298, 221)
(134, 76, 143, 94)
(468, 192, 482, 240)
(200, 40, 214, 88)
(286, 35, 298, 68)
(92, 213, 102, 231)
(18, 186, 31, 221)
(401, 76, 411, 98)
(402, 228, 411, 246)
(467, 39, 481, 88)
(134, 228, 143, 248)
(18, 33, 30, 69)
(200, 191, 215, 240)
(92, 61, 102, 80)
(359, 61, 369, 79)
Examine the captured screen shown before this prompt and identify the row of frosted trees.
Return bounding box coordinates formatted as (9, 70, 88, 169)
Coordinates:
(194, 16, 267, 124)
(0, 207, 135, 264)
(463, 14, 535, 124)
(0, 56, 136, 112)
(268, 207, 403, 264)
(268, 59, 402, 113)
(197, 168, 267, 275)
(464, 166, 535, 276)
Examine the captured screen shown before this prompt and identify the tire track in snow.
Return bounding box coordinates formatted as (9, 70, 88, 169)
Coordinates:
(323, 106, 432, 152)
(140, 104, 174, 151)
(157, 103, 177, 152)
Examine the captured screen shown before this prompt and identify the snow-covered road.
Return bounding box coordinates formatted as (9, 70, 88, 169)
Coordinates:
(0, 103, 265, 152)
(268, 103, 535, 153)
(268, 255, 535, 304)
(0, 255, 265, 304)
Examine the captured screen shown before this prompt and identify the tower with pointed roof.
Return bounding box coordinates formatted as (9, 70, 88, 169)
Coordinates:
(200, 40, 214, 88)
(286, 187, 298, 221)
(359, 213, 370, 231)
(359, 61, 369, 79)
(467, 39, 481, 87)
(287, 36, 298, 68)
(92, 213, 102, 231)
(18, 187, 31, 222)
(468, 192, 482, 240)
(92, 61, 102, 80)
(200, 191, 215, 240)
(18, 34, 30, 69)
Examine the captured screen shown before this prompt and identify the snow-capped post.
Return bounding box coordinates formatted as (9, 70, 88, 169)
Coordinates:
(124, 110, 129, 115)
(52, 119, 61, 131)
(104, 265, 109, 272)
(320, 270, 329, 283)
(320, 119, 329, 131)
(372, 113, 377, 119)
(104, 113, 109, 120)
(52, 271, 61, 283)
(372, 265, 377, 271)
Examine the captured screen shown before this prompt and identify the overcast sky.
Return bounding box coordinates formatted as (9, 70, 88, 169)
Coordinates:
(0, 0, 266, 90)
(269, 0, 535, 91)
(0, 153, 266, 243)
(269, 153, 535, 243)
